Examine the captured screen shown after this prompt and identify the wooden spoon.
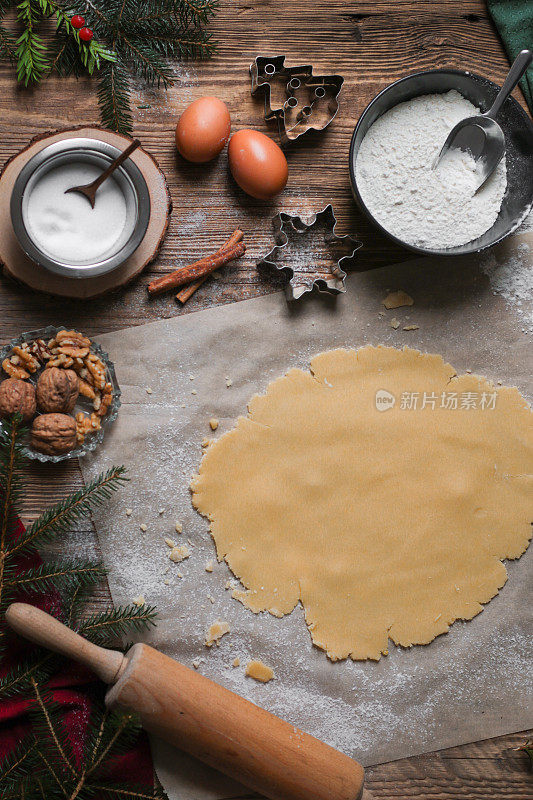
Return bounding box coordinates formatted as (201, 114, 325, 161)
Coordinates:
(65, 138, 141, 208)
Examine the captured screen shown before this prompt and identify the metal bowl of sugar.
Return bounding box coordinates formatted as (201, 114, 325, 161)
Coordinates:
(10, 138, 151, 278)
(349, 69, 533, 256)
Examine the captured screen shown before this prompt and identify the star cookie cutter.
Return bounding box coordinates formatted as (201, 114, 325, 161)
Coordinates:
(257, 205, 362, 300)
(250, 56, 344, 144)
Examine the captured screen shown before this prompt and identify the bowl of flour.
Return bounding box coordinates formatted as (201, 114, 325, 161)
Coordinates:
(350, 70, 533, 256)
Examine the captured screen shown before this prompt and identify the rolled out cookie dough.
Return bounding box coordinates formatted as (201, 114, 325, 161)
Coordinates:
(191, 346, 532, 661)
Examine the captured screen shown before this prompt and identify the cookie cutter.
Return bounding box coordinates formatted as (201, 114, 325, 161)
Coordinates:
(250, 56, 344, 144)
(257, 205, 362, 300)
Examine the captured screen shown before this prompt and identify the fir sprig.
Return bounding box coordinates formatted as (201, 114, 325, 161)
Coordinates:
(97, 58, 133, 133)
(17, 681, 168, 800)
(0, 0, 16, 62)
(79, 603, 159, 645)
(0, 0, 218, 132)
(0, 417, 160, 798)
(84, 0, 218, 133)
(13, 0, 115, 86)
(15, 0, 49, 85)
(8, 558, 108, 594)
(0, 416, 26, 608)
(11, 464, 128, 556)
(0, 650, 55, 696)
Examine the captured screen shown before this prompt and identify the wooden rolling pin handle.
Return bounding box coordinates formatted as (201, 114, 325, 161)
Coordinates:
(5, 602, 126, 684)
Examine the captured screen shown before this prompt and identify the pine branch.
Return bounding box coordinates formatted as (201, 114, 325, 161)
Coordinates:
(35, 747, 70, 797)
(0, 427, 161, 797)
(0, 23, 17, 62)
(0, 416, 26, 613)
(0, 0, 218, 131)
(65, 581, 86, 627)
(44, 0, 115, 75)
(128, 0, 218, 27)
(122, 21, 216, 61)
(79, 603, 157, 645)
(171, 0, 219, 26)
(0, 652, 55, 697)
(0, 736, 39, 787)
(87, 711, 138, 776)
(84, 0, 217, 131)
(31, 678, 79, 779)
(98, 60, 133, 134)
(89, 783, 168, 800)
(86, 703, 109, 768)
(116, 35, 175, 87)
(10, 465, 128, 555)
(15, 0, 49, 85)
(0, 416, 26, 547)
(7, 559, 107, 595)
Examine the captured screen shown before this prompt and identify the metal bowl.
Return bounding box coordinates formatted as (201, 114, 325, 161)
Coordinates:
(0, 325, 121, 463)
(10, 138, 151, 278)
(349, 69, 533, 256)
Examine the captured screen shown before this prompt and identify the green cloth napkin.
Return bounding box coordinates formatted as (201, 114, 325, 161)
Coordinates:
(487, 0, 533, 113)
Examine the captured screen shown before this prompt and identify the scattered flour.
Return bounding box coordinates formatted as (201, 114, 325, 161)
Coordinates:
(481, 241, 533, 333)
(80, 303, 531, 776)
(355, 90, 507, 250)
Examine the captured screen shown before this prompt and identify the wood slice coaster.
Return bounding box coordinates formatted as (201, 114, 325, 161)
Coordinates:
(0, 126, 171, 299)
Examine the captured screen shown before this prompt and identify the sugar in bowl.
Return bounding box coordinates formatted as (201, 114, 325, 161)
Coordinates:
(10, 138, 150, 279)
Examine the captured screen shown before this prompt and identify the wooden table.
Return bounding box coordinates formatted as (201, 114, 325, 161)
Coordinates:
(1, 1, 531, 797)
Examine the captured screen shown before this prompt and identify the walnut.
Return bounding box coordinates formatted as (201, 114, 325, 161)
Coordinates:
(28, 338, 52, 364)
(11, 346, 39, 373)
(46, 354, 74, 369)
(2, 358, 29, 380)
(75, 411, 101, 445)
(84, 355, 106, 390)
(0, 378, 36, 422)
(48, 330, 91, 360)
(31, 414, 77, 455)
(36, 368, 79, 413)
(77, 377, 96, 400)
(95, 383, 113, 417)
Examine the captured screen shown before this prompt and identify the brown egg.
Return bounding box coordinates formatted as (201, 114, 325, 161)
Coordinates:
(228, 130, 288, 200)
(176, 97, 231, 163)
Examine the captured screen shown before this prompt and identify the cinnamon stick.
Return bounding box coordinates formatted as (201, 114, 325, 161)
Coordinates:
(148, 238, 245, 296)
(176, 230, 244, 304)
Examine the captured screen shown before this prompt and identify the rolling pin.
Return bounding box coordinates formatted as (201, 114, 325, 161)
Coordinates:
(6, 603, 364, 800)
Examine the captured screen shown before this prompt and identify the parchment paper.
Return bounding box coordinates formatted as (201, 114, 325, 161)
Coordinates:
(81, 233, 533, 799)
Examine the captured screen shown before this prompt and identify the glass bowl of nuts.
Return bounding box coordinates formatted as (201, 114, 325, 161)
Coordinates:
(0, 326, 121, 462)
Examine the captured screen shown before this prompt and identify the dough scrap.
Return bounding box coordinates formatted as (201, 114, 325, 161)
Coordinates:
(382, 290, 414, 309)
(245, 660, 274, 682)
(205, 620, 230, 647)
(192, 346, 532, 661)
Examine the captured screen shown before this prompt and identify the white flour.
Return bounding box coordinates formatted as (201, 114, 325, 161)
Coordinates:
(355, 90, 507, 250)
(481, 240, 533, 333)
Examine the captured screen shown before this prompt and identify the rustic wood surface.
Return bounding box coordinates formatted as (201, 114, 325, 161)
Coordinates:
(1, 1, 531, 798)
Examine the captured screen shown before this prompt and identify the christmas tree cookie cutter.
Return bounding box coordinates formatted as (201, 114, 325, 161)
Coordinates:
(257, 205, 362, 300)
(250, 56, 344, 144)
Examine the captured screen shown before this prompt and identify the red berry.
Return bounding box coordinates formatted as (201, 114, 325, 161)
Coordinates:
(71, 15, 85, 29)
(78, 27, 93, 43)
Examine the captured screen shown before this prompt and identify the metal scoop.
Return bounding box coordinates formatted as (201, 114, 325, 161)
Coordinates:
(65, 138, 141, 208)
(435, 50, 532, 190)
